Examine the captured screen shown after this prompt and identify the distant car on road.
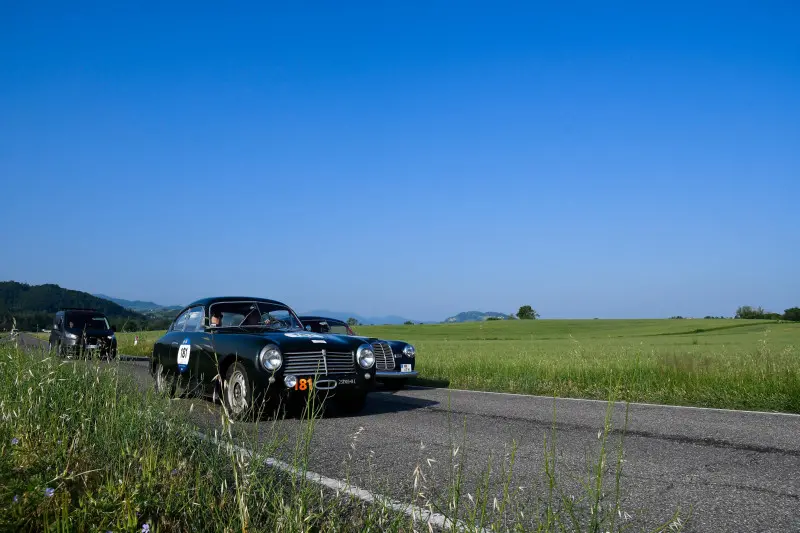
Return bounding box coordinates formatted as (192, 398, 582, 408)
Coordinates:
(48, 308, 118, 360)
(150, 296, 378, 419)
(298, 316, 417, 390)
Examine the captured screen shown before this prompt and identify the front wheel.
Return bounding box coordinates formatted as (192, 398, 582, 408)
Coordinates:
(222, 362, 254, 421)
(154, 361, 176, 397)
(382, 379, 408, 390)
(335, 390, 367, 415)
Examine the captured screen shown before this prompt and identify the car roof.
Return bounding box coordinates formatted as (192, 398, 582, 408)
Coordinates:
(184, 296, 292, 309)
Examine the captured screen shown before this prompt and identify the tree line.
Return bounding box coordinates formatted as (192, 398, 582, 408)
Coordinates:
(0, 281, 175, 332)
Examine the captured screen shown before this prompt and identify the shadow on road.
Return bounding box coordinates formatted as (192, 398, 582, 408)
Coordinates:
(407, 376, 450, 389)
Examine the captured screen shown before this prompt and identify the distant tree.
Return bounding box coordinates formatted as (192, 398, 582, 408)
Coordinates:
(517, 305, 540, 320)
(346, 317, 360, 326)
(783, 307, 800, 322)
(735, 305, 766, 319)
(404, 320, 414, 325)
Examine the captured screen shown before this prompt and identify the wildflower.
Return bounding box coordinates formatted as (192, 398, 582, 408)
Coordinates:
(142, 525, 150, 533)
(44, 488, 54, 497)
(13, 495, 18, 503)
(10, 437, 18, 445)
(171, 469, 178, 476)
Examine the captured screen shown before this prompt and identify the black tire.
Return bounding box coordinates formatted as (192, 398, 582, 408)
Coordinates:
(335, 390, 367, 415)
(382, 379, 408, 390)
(154, 361, 176, 398)
(221, 362, 254, 421)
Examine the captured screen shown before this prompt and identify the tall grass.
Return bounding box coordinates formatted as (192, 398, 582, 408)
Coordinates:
(0, 342, 687, 532)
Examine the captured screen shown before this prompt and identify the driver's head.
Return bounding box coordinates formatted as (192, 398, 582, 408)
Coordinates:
(210, 311, 222, 326)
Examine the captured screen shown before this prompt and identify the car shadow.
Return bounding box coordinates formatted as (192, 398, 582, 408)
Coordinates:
(408, 376, 450, 389)
(322, 391, 440, 419)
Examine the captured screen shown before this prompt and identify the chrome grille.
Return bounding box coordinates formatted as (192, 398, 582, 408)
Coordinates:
(371, 342, 395, 371)
(283, 350, 356, 376)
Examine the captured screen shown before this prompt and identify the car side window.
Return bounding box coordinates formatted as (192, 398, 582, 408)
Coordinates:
(183, 306, 204, 332)
(171, 310, 190, 332)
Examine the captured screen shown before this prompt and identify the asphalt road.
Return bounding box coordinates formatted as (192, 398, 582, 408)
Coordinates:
(14, 334, 800, 532)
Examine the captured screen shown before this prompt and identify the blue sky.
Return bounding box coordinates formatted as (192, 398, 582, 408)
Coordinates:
(2, 1, 798, 321)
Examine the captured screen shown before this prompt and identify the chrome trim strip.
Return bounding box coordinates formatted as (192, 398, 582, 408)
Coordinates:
(376, 371, 418, 378)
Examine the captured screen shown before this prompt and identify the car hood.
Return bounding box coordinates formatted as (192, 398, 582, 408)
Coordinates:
(351, 335, 409, 350)
(262, 331, 367, 352)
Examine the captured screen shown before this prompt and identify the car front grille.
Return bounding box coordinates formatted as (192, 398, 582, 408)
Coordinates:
(371, 341, 395, 371)
(283, 350, 356, 376)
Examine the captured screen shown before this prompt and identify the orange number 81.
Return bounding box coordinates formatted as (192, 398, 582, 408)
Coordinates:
(295, 378, 312, 391)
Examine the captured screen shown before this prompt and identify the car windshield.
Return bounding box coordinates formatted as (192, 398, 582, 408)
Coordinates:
(65, 313, 110, 330)
(308, 320, 352, 335)
(208, 301, 303, 331)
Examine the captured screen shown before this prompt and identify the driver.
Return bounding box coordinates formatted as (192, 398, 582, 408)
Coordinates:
(210, 310, 223, 327)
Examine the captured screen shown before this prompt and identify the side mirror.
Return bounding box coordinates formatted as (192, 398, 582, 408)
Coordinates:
(305, 325, 311, 331)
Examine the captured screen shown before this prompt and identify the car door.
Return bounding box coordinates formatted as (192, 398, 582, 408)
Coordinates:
(177, 306, 209, 393)
(161, 308, 190, 373)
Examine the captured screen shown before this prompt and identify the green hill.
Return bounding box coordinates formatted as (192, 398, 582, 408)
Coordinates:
(0, 281, 171, 331)
(444, 310, 514, 323)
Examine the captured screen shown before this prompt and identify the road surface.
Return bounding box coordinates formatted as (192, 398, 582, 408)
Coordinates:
(14, 334, 800, 532)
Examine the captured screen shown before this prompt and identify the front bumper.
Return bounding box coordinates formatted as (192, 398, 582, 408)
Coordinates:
(376, 370, 418, 378)
(253, 369, 377, 397)
(61, 337, 117, 356)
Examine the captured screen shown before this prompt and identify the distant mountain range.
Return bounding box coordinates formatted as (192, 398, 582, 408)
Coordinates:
(298, 309, 424, 325)
(444, 310, 516, 322)
(93, 294, 182, 313)
(91, 292, 516, 325)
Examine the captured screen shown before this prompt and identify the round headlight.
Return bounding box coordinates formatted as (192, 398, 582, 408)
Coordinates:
(403, 344, 416, 358)
(259, 345, 282, 371)
(284, 374, 297, 388)
(356, 344, 375, 369)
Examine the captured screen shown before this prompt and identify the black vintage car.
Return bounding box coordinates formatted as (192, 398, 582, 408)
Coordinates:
(48, 308, 118, 360)
(298, 316, 417, 390)
(150, 296, 377, 419)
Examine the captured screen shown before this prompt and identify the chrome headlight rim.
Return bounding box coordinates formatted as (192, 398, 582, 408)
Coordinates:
(403, 344, 416, 358)
(259, 344, 283, 371)
(356, 343, 375, 369)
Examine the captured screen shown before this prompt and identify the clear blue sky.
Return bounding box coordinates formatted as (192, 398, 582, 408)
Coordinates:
(2, 1, 798, 321)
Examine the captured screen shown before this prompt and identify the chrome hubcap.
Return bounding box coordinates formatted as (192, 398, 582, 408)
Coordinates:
(227, 371, 247, 412)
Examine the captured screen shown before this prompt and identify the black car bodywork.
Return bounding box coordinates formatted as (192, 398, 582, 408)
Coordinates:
(150, 297, 378, 419)
(48, 308, 118, 359)
(298, 316, 417, 389)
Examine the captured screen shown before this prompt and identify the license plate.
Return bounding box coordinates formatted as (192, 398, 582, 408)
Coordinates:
(401, 364, 412, 373)
(87, 345, 97, 349)
(338, 378, 356, 385)
(293, 378, 314, 391)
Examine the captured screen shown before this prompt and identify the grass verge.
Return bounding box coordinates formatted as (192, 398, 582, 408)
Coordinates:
(1, 342, 688, 531)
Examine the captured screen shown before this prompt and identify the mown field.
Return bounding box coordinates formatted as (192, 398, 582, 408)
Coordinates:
(34, 318, 800, 413)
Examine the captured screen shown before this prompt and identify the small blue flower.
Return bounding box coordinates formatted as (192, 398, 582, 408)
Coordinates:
(44, 488, 54, 497)
(142, 524, 150, 533)
(171, 468, 178, 476)
(13, 495, 18, 503)
(10, 438, 19, 445)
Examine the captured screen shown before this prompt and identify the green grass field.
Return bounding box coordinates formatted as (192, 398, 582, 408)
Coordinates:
(35, 318, 800, 413)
